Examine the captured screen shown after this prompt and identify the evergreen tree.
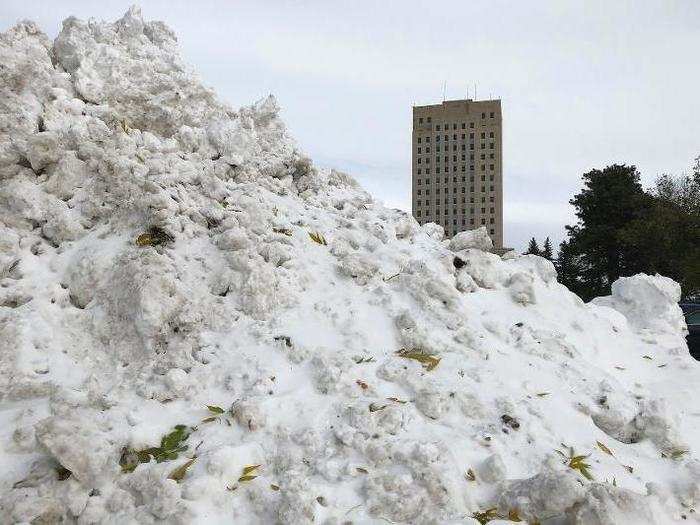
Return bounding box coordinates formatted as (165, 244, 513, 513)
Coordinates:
(563, 164, 651, 300)
(541, 237, 553, 260)
(524, 237, 541, 256)
(555, 239, 584, 294)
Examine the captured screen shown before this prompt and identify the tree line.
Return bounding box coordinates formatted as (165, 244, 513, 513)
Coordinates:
(524, 158, 700, 302)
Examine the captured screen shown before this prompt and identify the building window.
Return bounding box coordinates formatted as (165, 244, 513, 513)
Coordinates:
(470, 165, 474, 171)
(436, 135, 440, 142)
(480, 153, 486, 160)
(461, 123, 466, 129)
(490, 143, 494, 149)
(470, 154, 474, 160)
(481, 175, 486, 181)
(481, 218, 486, 224)
(426, 169, 431, 174)
(461, 187, 465, 193)
(452, 145, 457, 152)
(490, 112, 494, 118)
(490, 153, 494, 159)
(489, 165, 494, 171)
(417, 158, 421, 164)
(470, 144, 474, 150)
(470, 186, 475, 192)
(481, 207, 486, 213)
(436, 146, 440, 152)
(481, 164, 485, 171)
(490, 207, 495, 213)
(417, 169, 422, 175)
(461, 165, 465, 172)
(418, 118, 423, 124)
(489, 132, 494, 138)
(490, 228, 495, 234)
(469, 133, 474, 140)
(436, 124, 441, 131)
(481, 143, 486, 149)
(461, 176, 466, 182)
(470, 176, 474, 182)
(490, 196, 494, 202)
(425, 189, 430, 195)
(417, 147, 421, 154)
(417, 210, 421, 216)
(426, 137, 431, 143)
(470, 207, 475, 214)
(436, 188, 440, 194)
(417, 137, 422, 143)
(470, 218, 475, 224)
(427, 117, 432, 123)
(490, 185, 494, 191)
(444, 167, 449, 173)
(417, 190, 422, 195)
(481, 112, 486, 119)
(470, 122, 475, 128)
(481, 132, 485, 139)
(444, 135, 448, 141)
(426, 147, 431, 153)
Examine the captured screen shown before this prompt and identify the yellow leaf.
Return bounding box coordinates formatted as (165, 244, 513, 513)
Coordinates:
(308, 231, 327, 245)
(168, 458, 196, 482)
(238, 475, 257, 482)
(596, 441, 614, 457)
(241, 464, 261, 476)
(136, 233, 153, 246)
(395, 348, 441, 371)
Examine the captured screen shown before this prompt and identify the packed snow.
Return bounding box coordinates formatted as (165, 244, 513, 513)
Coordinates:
(1, 7, 699, 524)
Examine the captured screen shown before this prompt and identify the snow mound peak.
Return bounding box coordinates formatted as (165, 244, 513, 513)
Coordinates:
(1, 9, 699, 525)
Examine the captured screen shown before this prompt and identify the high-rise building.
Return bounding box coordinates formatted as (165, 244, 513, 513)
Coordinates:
(411, 99, 504, 250)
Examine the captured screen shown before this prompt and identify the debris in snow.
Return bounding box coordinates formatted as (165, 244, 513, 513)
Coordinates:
(0, 7, 699, 524)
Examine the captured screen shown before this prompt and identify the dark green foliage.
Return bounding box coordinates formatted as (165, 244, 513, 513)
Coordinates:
(541, 237, 553, 260)
(120, 425, 192, 473)
(524, 237, 541, 256)
(558, 160, 700, 301)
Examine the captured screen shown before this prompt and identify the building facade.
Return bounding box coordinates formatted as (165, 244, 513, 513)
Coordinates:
(411, 99, 504, 249)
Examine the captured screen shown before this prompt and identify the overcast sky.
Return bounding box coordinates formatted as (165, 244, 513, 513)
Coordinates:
(2, 1, 699, 251)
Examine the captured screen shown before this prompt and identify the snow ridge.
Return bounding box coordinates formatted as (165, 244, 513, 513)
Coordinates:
(1, 7, 699, 524)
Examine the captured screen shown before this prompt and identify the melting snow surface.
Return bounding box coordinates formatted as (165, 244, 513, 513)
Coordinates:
(1, 7, 699, 525)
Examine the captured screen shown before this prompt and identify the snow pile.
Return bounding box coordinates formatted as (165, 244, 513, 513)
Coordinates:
(1, 8, 699, 524)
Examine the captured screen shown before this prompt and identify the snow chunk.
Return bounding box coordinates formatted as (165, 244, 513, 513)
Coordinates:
(592, 273, 685, 334)
(448, 226, 493, 252)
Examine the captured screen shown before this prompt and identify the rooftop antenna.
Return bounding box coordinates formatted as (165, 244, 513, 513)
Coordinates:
(474, 83, 477, 101)
(442, 80, 447, 102)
